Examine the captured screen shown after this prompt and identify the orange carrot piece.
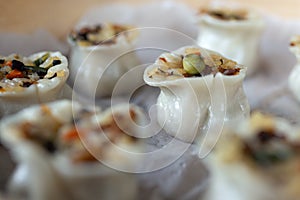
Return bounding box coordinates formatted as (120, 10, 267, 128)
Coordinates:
(5, 60, 12, 67)
(63, 127, 81, 141)
(6, 69, 23, 79)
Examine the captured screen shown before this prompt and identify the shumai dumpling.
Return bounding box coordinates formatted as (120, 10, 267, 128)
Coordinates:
(0, 100, 147, 200)
(204, 112, 300, 200)
(144, 46, 249, 143)
(68, 23, 140, 98)
(0, 52, 69, 117)
(196, 6, 264, 76)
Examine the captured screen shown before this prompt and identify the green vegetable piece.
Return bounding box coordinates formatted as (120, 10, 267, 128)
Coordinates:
(24, 65, 48, 77)
(252, 149, 293, 166)
(183, 53, 205, 75)
(34, 53, 50, 66)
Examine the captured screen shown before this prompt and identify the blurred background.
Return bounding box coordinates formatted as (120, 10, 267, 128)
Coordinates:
(0, 0, 299, 40)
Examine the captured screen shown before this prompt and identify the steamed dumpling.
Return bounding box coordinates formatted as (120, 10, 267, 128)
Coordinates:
(144, 46, 249, 143)
(0, 52, 69, 117)
(196, 6, 264, 76)
(204, 112, 300, 200)
(68, 23, 140, 98)
(0, 100, 147, 200)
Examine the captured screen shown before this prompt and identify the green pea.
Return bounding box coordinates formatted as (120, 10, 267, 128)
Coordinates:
(183, 54, 205, 75)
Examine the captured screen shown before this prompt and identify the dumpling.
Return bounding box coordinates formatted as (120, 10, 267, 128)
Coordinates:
(196, 6, 264, 76)
(0, 52, 69, 117)
(68, 23, 140, 98)
(289, 36, 300, 102)
(144, 46, 249, 143)
(203, 112, 300, 200)
(0, 100, 147, 200)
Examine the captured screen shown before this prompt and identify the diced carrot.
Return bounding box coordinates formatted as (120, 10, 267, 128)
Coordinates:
(129, 109, 136, 121)
(5, 60, 12, 67)
(6, 69, 23, 79)
(63, 127, 81, 141)
(72, 150, 97, 163)
(159, 57, 167, 63)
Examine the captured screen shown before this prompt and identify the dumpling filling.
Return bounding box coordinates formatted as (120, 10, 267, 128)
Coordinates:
(14, 104, 140, 163)
(69, 23, 136, 46)
(216, 113, 300, 165)
(203, 114, 300, 200)
(243, 129, 299, 167)
(147, 47, 240, 80)
(213, 112, 300, 195)
(199, 7, 248, 21)
(0, 53, 62, 92)
(290, 36, 300, 47)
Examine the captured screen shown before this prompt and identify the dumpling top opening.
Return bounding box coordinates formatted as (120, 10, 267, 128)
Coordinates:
(1, 101, 143, 163)
(199, 7, 249, 21)
(147, 47, 241, 81)
(290, 36, 300, 48)
(214, 112, 300, 169)
(69, 23, 137, 47)
(0, 52, 64, 92)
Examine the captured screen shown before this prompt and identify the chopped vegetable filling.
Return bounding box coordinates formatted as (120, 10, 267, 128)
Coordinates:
(17, 105, 139, 163)
(200, 8, 248, 21)
(148, 48, 240, 79)
(243, 129, 300, 167)
(69, 23, 134, 46)
(0, 53, 61, 91)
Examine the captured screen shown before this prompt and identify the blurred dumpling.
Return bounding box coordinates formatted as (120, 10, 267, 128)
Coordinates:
(0, 100, 147, 200)
(196, 6, 264, 76)
(289, 36, 300, 102)
(68, 23, 140, 98)
(204, 112, 300, 200)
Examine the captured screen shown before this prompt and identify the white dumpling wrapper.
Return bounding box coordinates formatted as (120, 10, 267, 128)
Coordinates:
(144, 46, 250, 143)
(289, 36, 300, 102)
(196, 8, 264, 76)
(203, 113, 300, 200)
(0, 100, 147, 200)
(68, 27, 141, 98)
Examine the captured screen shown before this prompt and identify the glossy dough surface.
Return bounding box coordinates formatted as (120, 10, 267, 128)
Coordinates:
(144, 46, 249, 143)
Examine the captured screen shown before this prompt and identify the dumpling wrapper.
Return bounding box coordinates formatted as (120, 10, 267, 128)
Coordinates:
(289, 36, 300, 102)
(67, 24, 141, 98)
(196, 6, 264, 76)
(0, 100, 147, 200)
(144, 46, 249, 143)
(203, 112, 300, 200)
(0, 51, 69, 117)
